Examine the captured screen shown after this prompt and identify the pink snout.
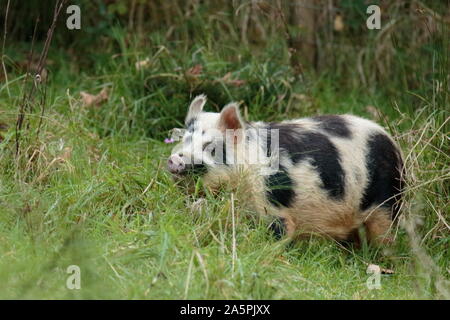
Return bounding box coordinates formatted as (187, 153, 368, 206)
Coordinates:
(167, 154, 186, 174)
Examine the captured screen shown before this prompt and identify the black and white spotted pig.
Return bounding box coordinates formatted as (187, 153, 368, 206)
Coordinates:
(167, 95, 404, 245)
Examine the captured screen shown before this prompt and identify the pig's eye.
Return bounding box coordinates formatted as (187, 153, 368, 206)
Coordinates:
(202, 141, 212, 150)
(202, 142, 216, 157)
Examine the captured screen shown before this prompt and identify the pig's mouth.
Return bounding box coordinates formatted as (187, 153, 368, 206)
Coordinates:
(169, 163, 208, 180)
(171, 171, 192, 179)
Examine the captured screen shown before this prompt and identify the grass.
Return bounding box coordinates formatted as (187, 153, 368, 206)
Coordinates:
(0, 6, 449, 299)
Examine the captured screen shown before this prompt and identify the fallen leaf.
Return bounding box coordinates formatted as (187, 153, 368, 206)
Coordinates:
(80, 88, 109, 107)
(228, 79, 246, 87)
(186, 64, 203, 77)
(334, 14, 345, 32)
(367, 263, 395, 275)
(219, 72, 246, 87)
(135, 58, 151, 70)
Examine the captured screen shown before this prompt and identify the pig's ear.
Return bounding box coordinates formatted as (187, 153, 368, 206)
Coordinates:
(186, 94, 206, 124)
(218, 102, 245, 131)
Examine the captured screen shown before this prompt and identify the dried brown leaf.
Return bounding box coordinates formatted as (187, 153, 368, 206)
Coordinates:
(219, 72, 246, 87)
(135, 58, 151, 70)
(80, 88, 109, 107)
(187, 64, 203, 77)
(228, 79, 246, 87)
(367, 263, 395, 275)
(334, 14, 345, 32)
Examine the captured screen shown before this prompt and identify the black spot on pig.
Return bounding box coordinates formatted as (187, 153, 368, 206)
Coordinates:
(267, 123, 346, 199)
(312, 115, 351, 138)
(360, 133, 403, 219)
(186, 118, 197, 132)
(265, 166, 295, 207)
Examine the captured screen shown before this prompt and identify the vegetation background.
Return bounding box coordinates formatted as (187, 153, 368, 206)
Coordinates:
(0, 0, 448, 299)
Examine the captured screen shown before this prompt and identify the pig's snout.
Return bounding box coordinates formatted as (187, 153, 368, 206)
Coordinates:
(167, 154, 186, 174)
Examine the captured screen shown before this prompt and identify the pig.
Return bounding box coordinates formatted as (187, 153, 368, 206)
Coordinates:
(167, 94, 404, 245)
